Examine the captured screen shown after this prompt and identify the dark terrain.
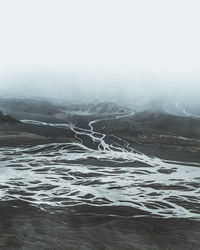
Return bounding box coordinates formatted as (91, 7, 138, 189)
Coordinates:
(1, 201, 200, 250)
(0, 97, 200, 250)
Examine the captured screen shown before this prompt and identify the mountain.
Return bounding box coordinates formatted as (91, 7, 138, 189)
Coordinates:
(0, 111, 20, 123)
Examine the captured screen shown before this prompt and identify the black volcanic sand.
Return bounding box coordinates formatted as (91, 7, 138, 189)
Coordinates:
(1, 201, 200, 250)
(0, 123, 77, 147)
(94, 111, 200, 138)
(0, 111, 200, 162)
(1, 109, 200, 249)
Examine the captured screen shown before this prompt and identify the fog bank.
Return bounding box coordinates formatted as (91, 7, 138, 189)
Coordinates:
(0, 0, 199, 107)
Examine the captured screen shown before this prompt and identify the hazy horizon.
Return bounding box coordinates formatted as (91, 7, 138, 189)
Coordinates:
(0, 0, 199, 104)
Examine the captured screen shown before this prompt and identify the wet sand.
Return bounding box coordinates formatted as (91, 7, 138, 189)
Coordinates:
(1, 104, 200, 249)
(1, 200, 200, 250)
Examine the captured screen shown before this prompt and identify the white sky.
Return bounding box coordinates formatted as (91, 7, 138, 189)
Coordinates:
(0, 0, 200, 94)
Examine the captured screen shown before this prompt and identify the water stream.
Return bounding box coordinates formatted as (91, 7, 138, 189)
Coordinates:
(0, 115, 200, 219)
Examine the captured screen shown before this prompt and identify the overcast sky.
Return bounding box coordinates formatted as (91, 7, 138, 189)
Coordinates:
(0, 0, 199, 97)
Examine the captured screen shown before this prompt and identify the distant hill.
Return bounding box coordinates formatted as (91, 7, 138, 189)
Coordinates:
(0, 99, 61, 115)
(131, 111, 200, 137)
(92, 111, 200, 138)
(0, 111, 20, 123)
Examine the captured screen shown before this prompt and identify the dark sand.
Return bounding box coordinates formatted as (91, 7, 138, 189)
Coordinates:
(1, 102, 200, 249)
(0, 201, 200, 250)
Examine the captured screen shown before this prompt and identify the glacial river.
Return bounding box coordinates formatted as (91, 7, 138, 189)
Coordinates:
(0, 115, 200, 220)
